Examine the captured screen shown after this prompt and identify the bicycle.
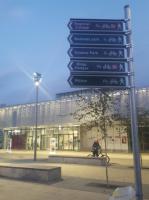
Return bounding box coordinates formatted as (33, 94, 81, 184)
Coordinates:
(87, 150, 110, 164)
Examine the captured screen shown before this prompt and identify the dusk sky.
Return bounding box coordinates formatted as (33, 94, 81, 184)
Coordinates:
(0, 0, 148, 105)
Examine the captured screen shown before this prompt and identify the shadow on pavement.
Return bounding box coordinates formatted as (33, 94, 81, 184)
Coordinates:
(51, 176, 149, 199)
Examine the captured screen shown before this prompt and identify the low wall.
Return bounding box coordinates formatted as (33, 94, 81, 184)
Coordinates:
(0, 164, 61, 183)
(48, 155, 107, 166)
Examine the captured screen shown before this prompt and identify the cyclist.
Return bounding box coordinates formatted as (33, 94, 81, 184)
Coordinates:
(91, 139, 101, 157)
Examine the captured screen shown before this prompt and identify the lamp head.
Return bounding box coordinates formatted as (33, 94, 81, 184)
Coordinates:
(33, 72, 42, 86)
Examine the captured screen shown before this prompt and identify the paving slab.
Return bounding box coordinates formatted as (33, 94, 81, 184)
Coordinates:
(0, 177, 109, 200)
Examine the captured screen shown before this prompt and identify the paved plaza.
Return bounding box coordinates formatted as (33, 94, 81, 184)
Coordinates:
(0, 150, 149, 200)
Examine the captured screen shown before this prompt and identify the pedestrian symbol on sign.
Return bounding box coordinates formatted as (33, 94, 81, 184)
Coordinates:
(120, 78, 125, 85)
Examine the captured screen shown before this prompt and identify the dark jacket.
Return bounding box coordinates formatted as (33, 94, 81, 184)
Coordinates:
(92, 141, 101, 152)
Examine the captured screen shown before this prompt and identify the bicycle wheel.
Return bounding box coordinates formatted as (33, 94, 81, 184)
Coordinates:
(87, 153, 93, 158)
(100, 154, 110, 164)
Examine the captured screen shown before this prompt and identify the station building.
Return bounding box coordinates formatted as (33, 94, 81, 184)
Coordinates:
(0, 88, 149, 152)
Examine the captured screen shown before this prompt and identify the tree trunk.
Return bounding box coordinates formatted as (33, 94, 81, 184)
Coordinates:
(104, 133, 109, 187)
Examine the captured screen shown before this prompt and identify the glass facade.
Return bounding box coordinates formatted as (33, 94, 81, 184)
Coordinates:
(0, 88, 149, 152)
(3, 126, 80, 151)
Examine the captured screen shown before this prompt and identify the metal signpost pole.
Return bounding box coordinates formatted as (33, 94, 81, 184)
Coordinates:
(124, 5, 143, 200)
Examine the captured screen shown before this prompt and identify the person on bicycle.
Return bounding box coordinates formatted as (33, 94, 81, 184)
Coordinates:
(92, 140, 101, 157)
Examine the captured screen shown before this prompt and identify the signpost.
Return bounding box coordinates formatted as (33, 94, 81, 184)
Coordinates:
(68, 75, 126, 87)
(68, 19, 124, 32)
(67, 18, 127, 89)
(68, 61, 126, 73)
(68, 47, 125, 59)
(67, 6, 143, 200)
(68, 33, 124, 46)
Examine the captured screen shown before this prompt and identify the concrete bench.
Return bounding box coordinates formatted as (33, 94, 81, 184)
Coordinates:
(48, 155, 107, 166)
(0, 164, 61, 183)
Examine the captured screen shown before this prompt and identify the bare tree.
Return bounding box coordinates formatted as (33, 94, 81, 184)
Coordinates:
(73, 89, 118, 186)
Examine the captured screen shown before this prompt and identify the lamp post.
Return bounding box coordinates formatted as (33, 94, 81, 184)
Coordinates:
(33, 72, 42, 161)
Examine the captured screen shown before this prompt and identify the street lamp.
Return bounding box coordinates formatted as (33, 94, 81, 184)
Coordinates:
(33, 72, 42, 161)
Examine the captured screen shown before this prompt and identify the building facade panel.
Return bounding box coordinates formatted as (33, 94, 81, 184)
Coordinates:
(0, 88, 149, 152)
